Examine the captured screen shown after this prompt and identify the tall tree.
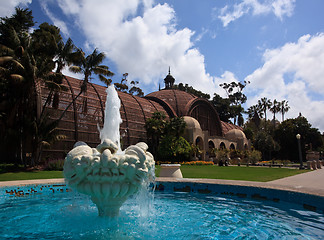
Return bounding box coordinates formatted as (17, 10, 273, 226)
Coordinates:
(274, 116, 323, 161)
(129, 80, 144, 97)
(219, 80, 249, 125)
(145, 111, 167, 157)
(270, 99, 281, 127)
(280, 100, 290, 121)
(258, 97, 272, 124)
(0, 9, 59, 165)
(246, 104, 263, 128)
(68, 48, 114, 114)
(115, 73, 144, 96)
(0, 8, 34, 46)
(211, 93, 233, 123)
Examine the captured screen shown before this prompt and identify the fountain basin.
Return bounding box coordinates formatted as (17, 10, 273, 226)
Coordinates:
(1, 181, 324, 239)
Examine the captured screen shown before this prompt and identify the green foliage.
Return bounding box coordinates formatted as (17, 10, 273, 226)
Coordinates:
(158, 136, 191, 163)
(274, 116, 323, 162)
(173, 83, 210, 99)
(145, 112, 188, 162)
(44, 159, 65, 171)
(243, 128, 254, 141)
(254, 131, 280, 160)
(0, 8, 113, 167)
(211, 93, 233, 123)
(145, 111, 167, 157)
(0, 8, 34, 46)
(214, 148, 229, 162)
(115, 73, 144, 96)
(219, 80, 249, 126)
(244, 150, 262, 165)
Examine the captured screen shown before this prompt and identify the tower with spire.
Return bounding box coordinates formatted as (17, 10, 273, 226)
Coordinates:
(164, 67, 175, 89)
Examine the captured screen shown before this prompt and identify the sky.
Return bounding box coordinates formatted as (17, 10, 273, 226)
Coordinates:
(1, 0, 324, 133)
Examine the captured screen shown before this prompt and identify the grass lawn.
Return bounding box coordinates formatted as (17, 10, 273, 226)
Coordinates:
(0, 171, 63, 182)
(156, 165, 309, 182)
(0, 165, 308, 182)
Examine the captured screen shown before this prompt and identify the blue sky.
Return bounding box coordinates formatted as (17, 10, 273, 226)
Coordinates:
(1, 0, 324, 132)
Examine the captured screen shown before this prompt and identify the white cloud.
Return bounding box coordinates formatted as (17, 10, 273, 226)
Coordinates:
(272, 0, 296, 20)
(46, 0, 222, 97)
(39, 0, 70, 37)
(217, 0, 296, 27)
(245, 33, 324, 132)
(0, 0, 31, 17)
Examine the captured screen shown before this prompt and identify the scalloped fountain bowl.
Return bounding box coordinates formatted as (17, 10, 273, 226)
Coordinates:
(63, 140, 154, 216)
(63, 85, 155, 216)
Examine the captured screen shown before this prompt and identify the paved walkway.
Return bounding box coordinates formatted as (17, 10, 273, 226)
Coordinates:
(1, 168, 324, 197)
(269, 167, 324, 195)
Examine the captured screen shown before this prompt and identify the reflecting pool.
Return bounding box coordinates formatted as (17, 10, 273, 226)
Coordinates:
(1, 185, 323, 239)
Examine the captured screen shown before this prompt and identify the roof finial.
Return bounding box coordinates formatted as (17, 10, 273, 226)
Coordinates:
(164, 66, 175, 89)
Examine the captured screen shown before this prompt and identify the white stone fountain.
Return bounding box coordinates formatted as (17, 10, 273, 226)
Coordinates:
(63, 85, 155, 217)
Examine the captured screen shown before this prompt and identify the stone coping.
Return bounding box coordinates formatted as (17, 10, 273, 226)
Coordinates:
(1, 177, 324, 198)
(160, 164, 181, 167)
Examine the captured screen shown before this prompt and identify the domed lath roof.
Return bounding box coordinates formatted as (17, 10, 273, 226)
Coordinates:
(225, 129, 246, 141)
(145, 89, 196, 117)
(183, 116, 201, 129)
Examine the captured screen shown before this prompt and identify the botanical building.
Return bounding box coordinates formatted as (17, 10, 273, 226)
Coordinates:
(41, 72, 250, 160)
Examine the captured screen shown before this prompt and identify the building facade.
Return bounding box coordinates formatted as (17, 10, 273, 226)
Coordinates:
(41, 72, 250, 160)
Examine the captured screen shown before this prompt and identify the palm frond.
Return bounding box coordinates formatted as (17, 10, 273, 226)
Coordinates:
(10, 74, 24, 82)
(0, 44, 14, 55)
(98, 75, 112, 86)
(0, 56, 13, 65)
(10, 59, 25, 71)
(69, 65, 82, 73)
(93, 66, 114, 76)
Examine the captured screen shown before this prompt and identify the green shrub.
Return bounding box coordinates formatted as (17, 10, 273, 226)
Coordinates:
(245, 150, 262, 165)
(44, 159, 65, 171)
(158, 136, 191, 163)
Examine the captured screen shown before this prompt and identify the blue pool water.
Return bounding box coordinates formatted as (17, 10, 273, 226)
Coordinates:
(1, 185, 324, 239)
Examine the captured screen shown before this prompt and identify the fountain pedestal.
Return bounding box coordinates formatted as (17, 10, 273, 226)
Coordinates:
(159, 164, 183, 178)
(92, 196, 127, 217)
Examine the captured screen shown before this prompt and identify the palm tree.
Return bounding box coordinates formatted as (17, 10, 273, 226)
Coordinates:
(0, 22, 57, 165)
(58, 48, 114, 120)
(246, 104, 263, 128)
(270, 99, 281, 121)
(39, 37, 77, 113)
(70, 48, 114, 92)
(270, 99, 281, 128)
(258, 97, 271, 123)
(246, 104, 263, 119)
(280, 100, 290, 121)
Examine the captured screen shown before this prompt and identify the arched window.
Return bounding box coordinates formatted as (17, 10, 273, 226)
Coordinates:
(220, 142, 226, 149)
(230, 143, 235, 150)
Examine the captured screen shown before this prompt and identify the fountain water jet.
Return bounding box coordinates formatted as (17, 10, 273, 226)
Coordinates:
(63, 85, 155, 217)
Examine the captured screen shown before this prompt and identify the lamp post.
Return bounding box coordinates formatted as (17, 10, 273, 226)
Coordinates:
(296, 134, 303, 169)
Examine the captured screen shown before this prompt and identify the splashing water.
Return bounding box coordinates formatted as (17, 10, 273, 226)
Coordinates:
(99, 85, 123, 151)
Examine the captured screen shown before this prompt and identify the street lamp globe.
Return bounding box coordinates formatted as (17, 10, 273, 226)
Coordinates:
(296, 134, 303, 169)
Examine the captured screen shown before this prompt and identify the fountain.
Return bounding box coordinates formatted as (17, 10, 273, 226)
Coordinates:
(63, 85, 155, 217)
